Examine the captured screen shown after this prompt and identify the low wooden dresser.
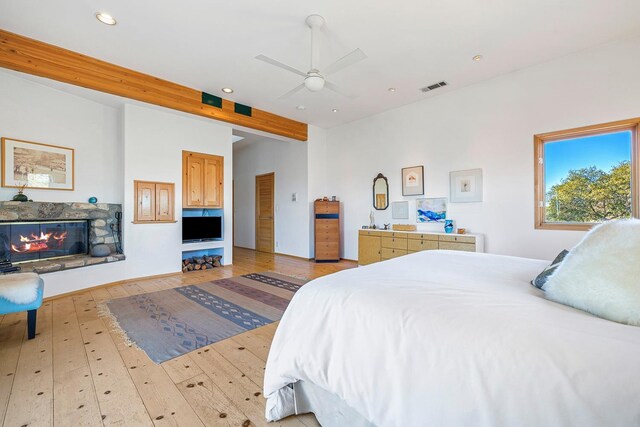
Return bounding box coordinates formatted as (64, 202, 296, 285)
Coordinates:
(358, 229, 484, 266)
(314, 201, 340, 262)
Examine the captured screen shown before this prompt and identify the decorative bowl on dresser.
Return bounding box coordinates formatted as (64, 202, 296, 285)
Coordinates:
(314, 200, 340, 262)
(358, 229, 484, 265)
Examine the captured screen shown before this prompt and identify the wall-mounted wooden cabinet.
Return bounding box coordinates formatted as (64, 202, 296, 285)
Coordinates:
(183, 151, 224, 208)
(134, 180, 175, 223)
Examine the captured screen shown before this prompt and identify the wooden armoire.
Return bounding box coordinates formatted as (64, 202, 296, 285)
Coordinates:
(314, 200, 340, 262)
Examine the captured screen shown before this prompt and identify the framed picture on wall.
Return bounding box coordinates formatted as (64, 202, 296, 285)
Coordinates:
(417, 197, 447, 223)
(1, 137, 75, 191)
(402, 165, 424, 196)
(450, 168, 483, 203)
(391, 201, 409, 219)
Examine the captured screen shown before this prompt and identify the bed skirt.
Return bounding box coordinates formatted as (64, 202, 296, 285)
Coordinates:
(266, 381, 373, 427)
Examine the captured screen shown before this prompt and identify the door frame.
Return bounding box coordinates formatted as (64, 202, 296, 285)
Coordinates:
(255, 172, 275, 253)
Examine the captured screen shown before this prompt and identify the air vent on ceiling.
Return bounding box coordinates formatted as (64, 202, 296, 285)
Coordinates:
(420, 81, 448, 93)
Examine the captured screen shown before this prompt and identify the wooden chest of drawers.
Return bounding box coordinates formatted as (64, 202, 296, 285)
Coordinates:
(358, 229, 483, 265)
(314, 201, 340, 262)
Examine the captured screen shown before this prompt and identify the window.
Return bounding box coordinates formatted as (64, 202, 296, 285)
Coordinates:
(534, 118, 639, 230)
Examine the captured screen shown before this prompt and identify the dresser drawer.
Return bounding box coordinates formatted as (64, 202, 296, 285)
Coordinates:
(407, 233, 438, 241)
(389, 231, 408, 239)
(381, 247, 408, 259)
(315, 219, 339, 236)
(315, 201, 339, 214)
(316, 242, 339, 256)
(438, 242, 476, 252)
(407, 238, 439, 252)
(438, 235, 475, 244)
(381, 236, 408, 250)
(359, 229, 382, 237)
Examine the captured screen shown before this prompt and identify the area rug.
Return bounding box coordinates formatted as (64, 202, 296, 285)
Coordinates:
(101, 272, 306, 363)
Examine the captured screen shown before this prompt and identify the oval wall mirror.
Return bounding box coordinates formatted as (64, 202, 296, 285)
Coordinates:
(373, 173, 389, 210)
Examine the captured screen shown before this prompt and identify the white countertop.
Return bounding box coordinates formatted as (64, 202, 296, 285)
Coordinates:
(360, 228, 482, 237)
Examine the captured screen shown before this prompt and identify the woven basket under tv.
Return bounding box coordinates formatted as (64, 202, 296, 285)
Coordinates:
(392, 224, 417, 231)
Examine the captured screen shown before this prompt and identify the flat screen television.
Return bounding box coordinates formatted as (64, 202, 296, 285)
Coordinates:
(182, 216, 222, 242)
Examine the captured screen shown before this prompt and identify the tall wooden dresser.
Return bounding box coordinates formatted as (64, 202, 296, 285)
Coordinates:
(314, 200, 340, 262)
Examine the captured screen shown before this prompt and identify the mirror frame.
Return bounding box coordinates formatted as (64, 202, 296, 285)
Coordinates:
(372, 173, 389, 210)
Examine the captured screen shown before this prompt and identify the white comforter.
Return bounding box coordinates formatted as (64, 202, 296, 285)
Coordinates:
(264, 250, 640, 426)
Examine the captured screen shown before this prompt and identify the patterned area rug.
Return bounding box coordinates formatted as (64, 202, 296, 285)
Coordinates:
(102, 272, 306, 363)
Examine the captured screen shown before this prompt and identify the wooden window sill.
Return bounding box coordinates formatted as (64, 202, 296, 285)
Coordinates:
(132, 220, 178, 224)
(536, 222, 596, 231)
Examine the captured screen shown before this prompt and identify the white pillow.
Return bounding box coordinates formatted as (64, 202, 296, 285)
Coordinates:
(544, 219, 640, 326)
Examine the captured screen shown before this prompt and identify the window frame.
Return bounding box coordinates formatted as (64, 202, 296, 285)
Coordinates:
(534, 118, 640, 231)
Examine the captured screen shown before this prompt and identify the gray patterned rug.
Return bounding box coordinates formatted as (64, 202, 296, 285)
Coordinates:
(101, 272, 305, 363)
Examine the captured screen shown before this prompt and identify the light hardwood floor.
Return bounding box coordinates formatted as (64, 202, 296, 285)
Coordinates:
(0, 248, 356, 427)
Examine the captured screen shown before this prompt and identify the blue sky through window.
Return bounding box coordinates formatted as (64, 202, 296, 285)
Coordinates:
(544, 130, 632, 189)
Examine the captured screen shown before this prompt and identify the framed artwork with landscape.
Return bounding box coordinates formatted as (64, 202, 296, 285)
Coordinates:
(402, 165, 424, 196)
(417, 197, 447, 223)
(1, 137, 74, 190)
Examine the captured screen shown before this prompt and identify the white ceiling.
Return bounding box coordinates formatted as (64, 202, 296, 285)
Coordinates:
(232, 130, 283, 151)
(1, 0, 640, 129)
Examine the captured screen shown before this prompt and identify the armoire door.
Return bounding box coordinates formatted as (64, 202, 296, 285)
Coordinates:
(136, 181, 156, 221)
(184, 155, 204, 207)
(255, 172, 275, 253)
(155, 183, 174, 221)
(203, 156, 223, 207)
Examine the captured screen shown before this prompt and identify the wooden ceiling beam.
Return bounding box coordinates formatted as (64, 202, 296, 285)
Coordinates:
(0, 29, 308, 141)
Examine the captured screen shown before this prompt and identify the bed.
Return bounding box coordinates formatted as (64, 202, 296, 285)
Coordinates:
(264, 250, 640, 426)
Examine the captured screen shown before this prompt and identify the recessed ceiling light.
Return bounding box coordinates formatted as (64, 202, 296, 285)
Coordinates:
(332, 109, 338, 113)
(472, 55, 483, 61)
(95, 12, 117, 26)
(221, 87, 234, 94)
(388, 88, 396, 92)
(296, 105, 306, 110)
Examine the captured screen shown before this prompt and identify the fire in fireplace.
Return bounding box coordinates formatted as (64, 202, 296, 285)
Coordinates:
(11, 231, 68, 253)
(0, 220, 89, 263)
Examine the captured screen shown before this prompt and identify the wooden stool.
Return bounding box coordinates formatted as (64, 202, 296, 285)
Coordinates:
(0, 273, 44, 339)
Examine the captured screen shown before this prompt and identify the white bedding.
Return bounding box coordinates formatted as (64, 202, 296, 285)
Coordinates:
(264, 250, 640, 426)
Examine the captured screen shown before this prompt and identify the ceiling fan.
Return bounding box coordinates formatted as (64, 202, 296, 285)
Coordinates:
(256, 14, 367, 99)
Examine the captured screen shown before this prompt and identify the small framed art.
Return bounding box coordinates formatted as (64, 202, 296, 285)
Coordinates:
(391, 201, 409, 219)
(2, 137, 75, 190)
(402, 165, 424, 196)
(450, 168, 482, 203)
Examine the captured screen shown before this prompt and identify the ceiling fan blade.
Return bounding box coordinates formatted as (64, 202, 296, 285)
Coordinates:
(324, 48, 367, 76)
(325, 81, 357, 99)
(255, 55, 308, 78)
(278, 83, 306, 99)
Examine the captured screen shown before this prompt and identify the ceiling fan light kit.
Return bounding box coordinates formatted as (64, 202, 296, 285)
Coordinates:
(255, 14, 366, 99)
(305, 73, 325, 91)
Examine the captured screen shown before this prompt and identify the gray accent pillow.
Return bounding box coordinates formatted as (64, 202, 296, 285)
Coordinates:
(531, 250, 569, 290)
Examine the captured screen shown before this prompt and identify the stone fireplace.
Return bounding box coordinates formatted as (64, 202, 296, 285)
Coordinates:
(0, 201, 125, 273)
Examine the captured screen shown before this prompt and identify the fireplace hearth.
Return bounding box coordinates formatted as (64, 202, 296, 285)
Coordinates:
(0, 220, 89, 263)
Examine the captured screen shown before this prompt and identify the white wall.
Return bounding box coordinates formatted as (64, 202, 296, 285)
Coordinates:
(324, 37, 640, 261)
(233, 138, 310, 258)
(0, 71, 128, 297)
(0, 71, 123, 203)
(123, 104, 233, 279)
(0, 71, 234, 296)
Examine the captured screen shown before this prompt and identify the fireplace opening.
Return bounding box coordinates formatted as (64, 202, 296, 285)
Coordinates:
(0, 220, 89, 263)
